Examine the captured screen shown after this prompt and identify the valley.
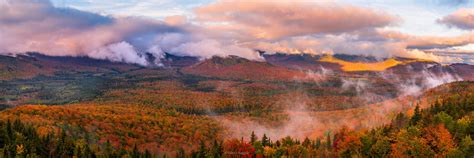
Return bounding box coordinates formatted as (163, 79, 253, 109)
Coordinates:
(0, 53, 472, 157)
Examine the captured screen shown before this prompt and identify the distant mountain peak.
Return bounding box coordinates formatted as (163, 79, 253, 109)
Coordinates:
(208, 55, 251, 66)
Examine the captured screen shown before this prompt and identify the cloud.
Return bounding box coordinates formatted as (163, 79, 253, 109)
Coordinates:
(246, 33, 450, 62)
(195, 0, 398, 40)
(0, 0, 472, 65)
(418, 43, 474, 64)
(375, 30, 474, 62)
(192, 0, 471, 63)
(381, 68, 462, 96)
(164, 15, 188, 26)
(377, 29, 474, 49)
(415, 0, 470, 7)
(0, 0, 184, 64)
(249, 35, 402, 57)
(89, 41, 148, 65)
(438, 8, 474, 30)
(170, 39, 263, 60)
(0, 0, 265, 65)
(423, 43, 474, 54)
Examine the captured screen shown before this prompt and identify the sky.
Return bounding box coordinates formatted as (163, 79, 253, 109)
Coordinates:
(50, 0, 472, 36)
(1, 0, 473, 65)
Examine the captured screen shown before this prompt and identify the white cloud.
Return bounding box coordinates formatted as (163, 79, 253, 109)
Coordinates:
(170, 39, 263, 60)
(90, 41, 148, 65)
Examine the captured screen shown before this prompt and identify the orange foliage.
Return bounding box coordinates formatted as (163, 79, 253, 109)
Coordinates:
(424, 125, 455, 157)
(0, 103, 222, 154)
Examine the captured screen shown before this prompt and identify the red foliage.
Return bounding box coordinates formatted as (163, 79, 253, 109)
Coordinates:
(223, 139, 255, 158)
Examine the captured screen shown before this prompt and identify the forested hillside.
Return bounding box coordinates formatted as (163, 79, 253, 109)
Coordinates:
(1, 81, 472, 157)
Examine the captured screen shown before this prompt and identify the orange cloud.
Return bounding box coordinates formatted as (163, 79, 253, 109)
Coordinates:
(195, 0, 398, 40)
(378, 30, 474, 49)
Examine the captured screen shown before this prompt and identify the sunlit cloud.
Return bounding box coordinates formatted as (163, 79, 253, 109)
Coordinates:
(195, 0, 398, 40)
(438, 8, 474, 30)
(0, 0, 473, 65)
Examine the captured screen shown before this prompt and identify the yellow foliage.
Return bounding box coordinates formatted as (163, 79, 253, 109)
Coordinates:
(319, 55, 431, 72)
(263, 146, 276, 157)
(16, 144, 24, 154)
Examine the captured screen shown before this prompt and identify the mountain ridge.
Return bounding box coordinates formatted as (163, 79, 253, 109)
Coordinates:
(0, 53, 472, 81)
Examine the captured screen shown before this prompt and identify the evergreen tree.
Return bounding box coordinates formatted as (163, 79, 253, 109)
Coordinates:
(410, 105, 422, 125)
(314, 138, 321, 149)
(302, 137, 311, 148)
(0, 122, 5, 147)
(117, 148, 128, 157)
(6, 120, 12, 143)
(209, 139, 222, 158)
(103, 140, 114, 157)
(177, 147, 186, 158)
(393, 112, 408, 129)
(250, 131, 257, 144)
(83, 144, 94, 158)
(131, 145, 140, 158)
(74, 145, 82, 158)
(196, 141, 207, 158)
(144, 149, 152, 158)
(326, 132, 332, 149)
(275, 140, 281, 147)
(261, 134, 270, 147)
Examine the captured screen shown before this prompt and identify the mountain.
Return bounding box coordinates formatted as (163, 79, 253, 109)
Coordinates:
(263, 53, 342, 72)
(0, 53, 143, 80)
(181, 55, 309, 81)
(423, 81, 474, 99)
(434, 63, 474, 80)
(1, 52, 472, 83)
(262, 53, 448, 73)
(160, 53, 199, 68)
(0, 55, 55, 80)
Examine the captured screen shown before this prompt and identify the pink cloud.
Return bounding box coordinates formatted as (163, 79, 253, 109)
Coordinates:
(0, 0, 263, 64)
(378, 30, 474, 49)
(438, 8, 474, 30)
(195, 0, 398, 40)
(0, 0, 472, 65)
